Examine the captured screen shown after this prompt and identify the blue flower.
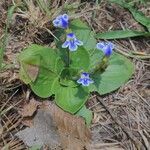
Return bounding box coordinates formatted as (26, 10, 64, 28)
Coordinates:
(62, 33, 83, 51)
(53, 14, 69, 29)
(77, 73, 94, 86)
(96, 42, 114, 56)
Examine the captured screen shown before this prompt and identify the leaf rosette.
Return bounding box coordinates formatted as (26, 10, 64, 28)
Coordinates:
(18, 18, 134, 125)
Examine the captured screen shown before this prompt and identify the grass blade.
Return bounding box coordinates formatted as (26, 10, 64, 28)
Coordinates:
(95, 30, 150, 39)
(109, 0, 150, 32)
(0, 4, 20, 69)
(36, 0, 51, 16)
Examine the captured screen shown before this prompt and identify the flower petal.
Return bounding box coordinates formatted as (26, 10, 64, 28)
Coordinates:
(82, 79, 89, 86)
(75, 39, 83, 46)
(108, 42, 114, 49)
(77, 72, 94, 86)
(52, 19, 60, 27)
(96, 42, 114, 56)
(61, 18, 68, 29)
(69, 41, 78, 51)
(67, 33, 75, 39)
(62, 41, 69, 48)
(96, 42, 105, 50)
(53, 14, 69, 29)
(62, 14, 69, 21)
(104, 46, 113, 56)
(77, 78, 84, 84)
(88, 78, 94, 84)
(81, 73, 89, 78)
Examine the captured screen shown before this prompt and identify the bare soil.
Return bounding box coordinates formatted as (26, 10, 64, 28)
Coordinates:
(0, 0, 150, 150)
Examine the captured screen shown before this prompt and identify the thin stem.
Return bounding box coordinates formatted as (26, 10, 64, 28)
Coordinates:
(67, 49, 70, 67)
(90, 56, 109, 74)
(71, 56, 109, 81)
(65, 28, 72, 68)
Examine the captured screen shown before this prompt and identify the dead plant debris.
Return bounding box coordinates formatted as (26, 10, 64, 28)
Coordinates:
(16, 100, 91, 150)
(0, 0, 150, 150)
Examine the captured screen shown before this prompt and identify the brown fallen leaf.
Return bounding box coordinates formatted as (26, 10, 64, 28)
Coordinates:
(41, 101, 91, 150)
(19, 98, 41, 117)
(22, 117, 34, 127)
(16, 109, 61, 149)
(26, 64, 39, 82)
(18, 100, 91, 149)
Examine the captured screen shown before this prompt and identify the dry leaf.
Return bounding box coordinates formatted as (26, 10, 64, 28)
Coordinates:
(26, 64, 39, 82)
(41, 101, 91, 150)
(16, 109, 61, 149)
(19, 98, 40, 117)
(17, 100, 91, 149)
(22, 117, 33, 127)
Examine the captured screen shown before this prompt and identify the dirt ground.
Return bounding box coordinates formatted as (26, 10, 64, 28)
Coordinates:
(0, 0, 150, 150)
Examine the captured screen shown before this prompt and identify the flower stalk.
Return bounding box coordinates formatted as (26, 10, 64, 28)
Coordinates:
(90, 56, 109, 74)
(67, 49, 70, 67)
(90, 41, 115, 74)
(53, 14, 115, 87)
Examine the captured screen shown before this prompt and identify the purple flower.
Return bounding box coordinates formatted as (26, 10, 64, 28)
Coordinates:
(53, 14, 69, 29)
(96, 42, 114, 56)
(62, 33, 83, 51)
(77, 73, 94, 86)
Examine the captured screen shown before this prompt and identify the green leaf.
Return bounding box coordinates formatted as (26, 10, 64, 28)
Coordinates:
(59, 68, 79, 87)
(55, 19, 96, 69)
(70, 46, 90, 71)
(55, 37, 90, 72)
(19, 44, 64, 98)
(76, 105, 93, 126)
(29, 145, 42, 150)
(129, 8, 150, 32)
(89, 49, 104, 69)
(30, 68, 57, 98)
(52, 79, 89, 114)
(19, 63, 34, 84)
(70, 19, 97, 53)
(109, 0, 150, 31)
(95, 30, 150, 39)
(19, 44, 63, 73)
(89, 52, 134, 94)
